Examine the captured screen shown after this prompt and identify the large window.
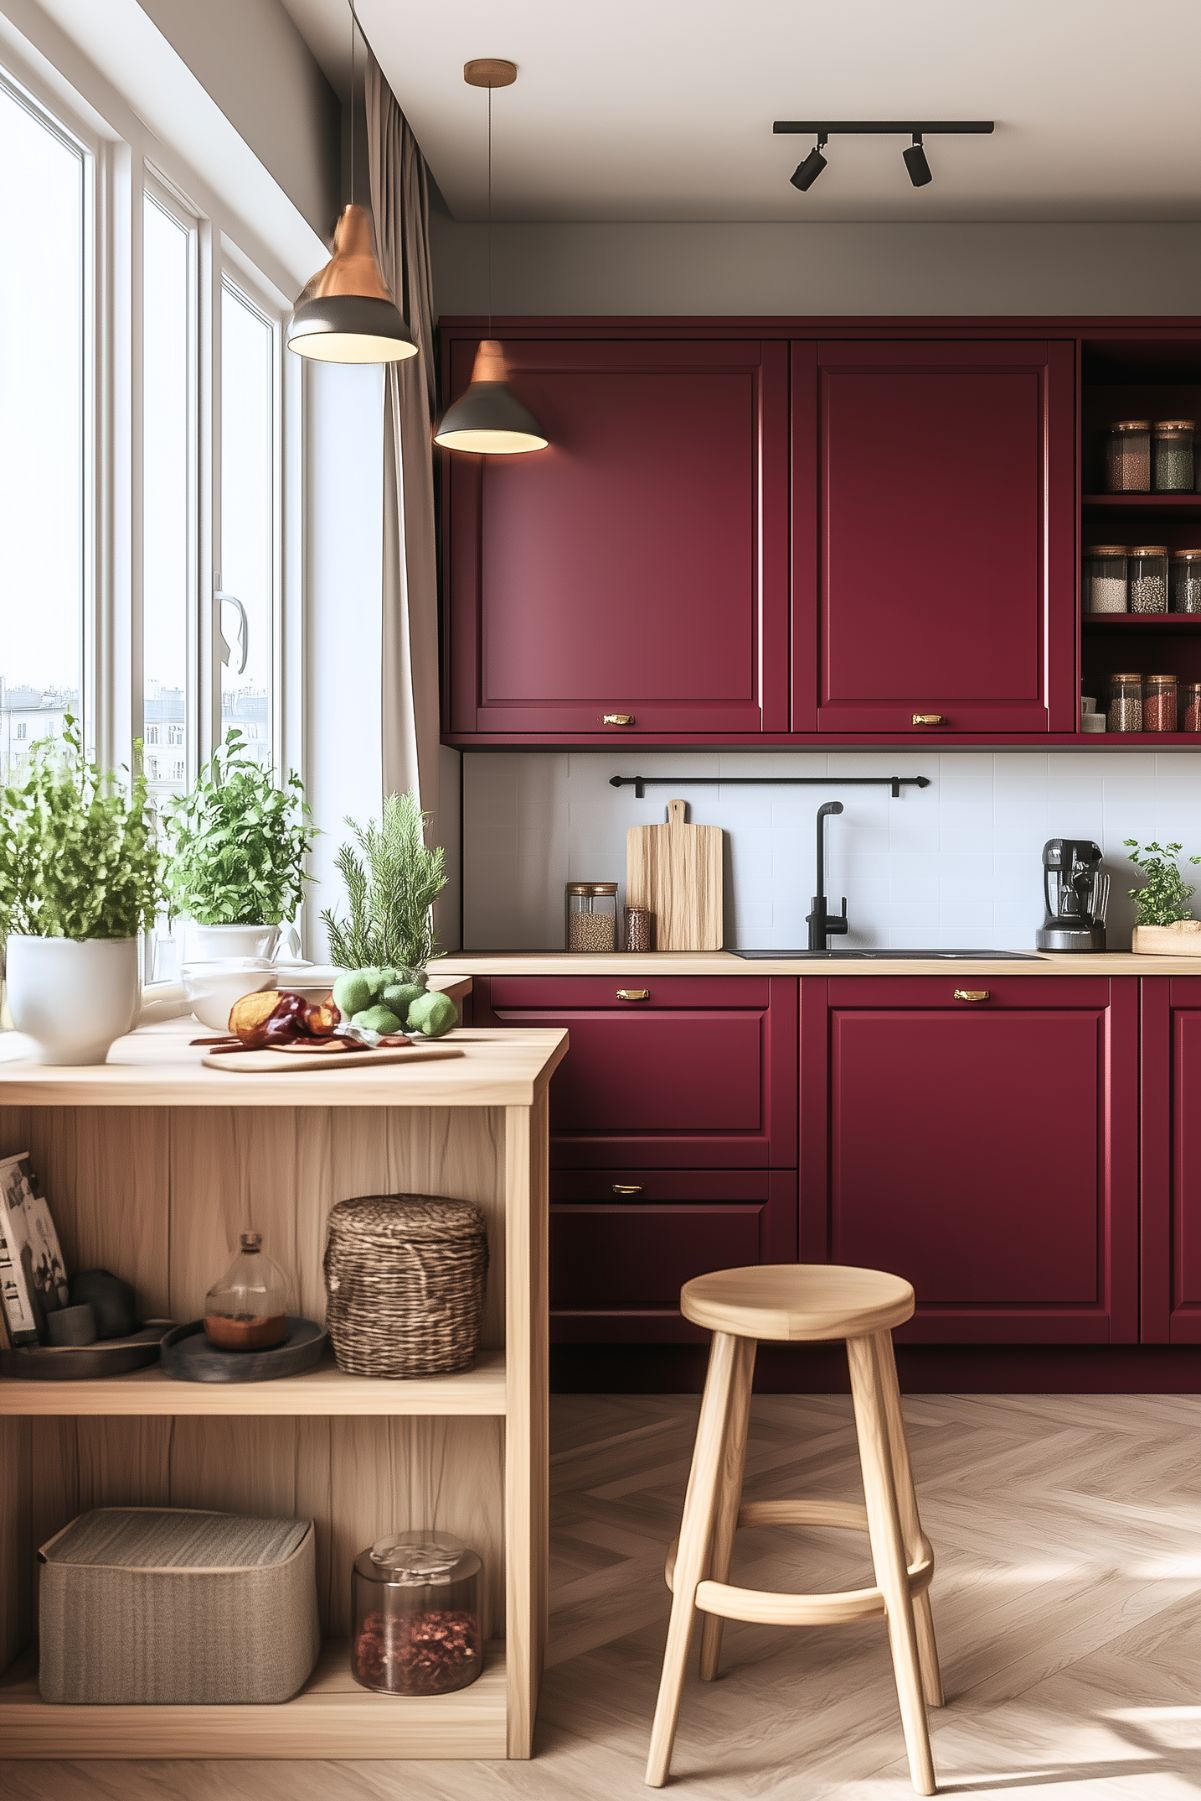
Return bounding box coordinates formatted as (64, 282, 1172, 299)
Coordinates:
(219, 279, 278, 766)
(0, 75, 88, 781)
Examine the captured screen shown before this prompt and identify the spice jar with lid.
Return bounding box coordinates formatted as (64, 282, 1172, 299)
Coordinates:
(1153, 420, 1195, 493)
(203, 1231, 291, 1351)
(1083, 545, 1128, 615)
(565, 882, 618, 952)
(1128, 546, 1169, 614)
(623, 905, 653, 952)
(1171, 550, 1201, 614)
(352, 1532, 483, 1695)
(1107, 673, 1143, 734)
(1183, 681, 1201, 733)
(1144, 674, 1179, 733)
(1104, 421, 1151, 492)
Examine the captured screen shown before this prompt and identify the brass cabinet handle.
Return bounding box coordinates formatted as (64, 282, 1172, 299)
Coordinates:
(953, 989, 990, 1003)
(616, 988, 650, 1002)
(611, 1183, 644, 1196)
(602, 712, 634, 726)
(912, 713, 945, 727)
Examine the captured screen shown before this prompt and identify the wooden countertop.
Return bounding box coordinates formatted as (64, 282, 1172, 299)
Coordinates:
(0, 1020, 567, 1108)
(439, 950, 1201, 977)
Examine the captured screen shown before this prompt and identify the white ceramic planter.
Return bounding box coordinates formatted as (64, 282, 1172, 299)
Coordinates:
(179, 921, 302, 964)
(5, 935, 139, 1065)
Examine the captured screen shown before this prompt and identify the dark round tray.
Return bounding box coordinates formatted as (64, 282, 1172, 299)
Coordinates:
(0, 1322, 172, 1380)
(161, 1316, 327, 1383)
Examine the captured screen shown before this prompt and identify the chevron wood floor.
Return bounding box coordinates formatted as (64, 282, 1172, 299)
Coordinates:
(6, 1392, 1201, 1799)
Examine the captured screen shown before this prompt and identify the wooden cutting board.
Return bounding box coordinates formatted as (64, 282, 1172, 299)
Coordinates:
(626, 799, 724, 951)
(202, 1043, 463, 1074)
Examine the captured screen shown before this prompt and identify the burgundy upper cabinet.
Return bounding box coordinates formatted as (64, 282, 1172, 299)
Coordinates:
(791, 339, 1077, 736)
(442, 338, 789, 739)
(801, 977, 1139, 1343)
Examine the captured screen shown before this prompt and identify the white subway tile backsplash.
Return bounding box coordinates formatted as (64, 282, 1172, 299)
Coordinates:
(461, 749, 1201, 952)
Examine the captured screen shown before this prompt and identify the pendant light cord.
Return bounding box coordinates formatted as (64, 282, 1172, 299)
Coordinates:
(349, 0, 357, 205)
(486, 81, 494, 339)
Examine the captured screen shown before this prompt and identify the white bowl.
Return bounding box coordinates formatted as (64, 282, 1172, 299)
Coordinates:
(182, 959, 278, 1031)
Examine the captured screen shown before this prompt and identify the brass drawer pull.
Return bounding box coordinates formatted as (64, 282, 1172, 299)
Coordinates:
(616, 988, 650, 1002)
(912, 712, 945, 727)
(603, 712, 634, 726)
(611, 1183, 644, 1196)
(953, 989, 990, 1003)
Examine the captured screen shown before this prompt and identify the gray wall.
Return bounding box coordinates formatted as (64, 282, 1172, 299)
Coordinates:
(138, 0, 341, 239)
(432, 216, 1201, 317)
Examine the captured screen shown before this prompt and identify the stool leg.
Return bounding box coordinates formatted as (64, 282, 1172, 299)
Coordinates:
(646, 1329, 740, 1788)
(848, 1334, 937, 1798)
(698, 1335, 757, 1682)
(872, 1329, 944, 1709)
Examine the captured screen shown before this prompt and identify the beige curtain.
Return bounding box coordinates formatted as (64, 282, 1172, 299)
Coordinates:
(364, 52, 439, 827)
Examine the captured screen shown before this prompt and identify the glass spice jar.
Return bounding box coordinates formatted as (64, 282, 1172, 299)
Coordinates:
(1144, 674, 1178, 733)
(352, 1533, 483, 1696)
(1104, 420, 1151, 492)
(1153, 420, 1195, 493)
(1108, 673, 1143, 734)
(1171, 549, 1201, 614)
(1083, 545, 1128, 615)
(565, 882, 618, 953)
(203, 1231, 291, 1351)
(623, 906, 653, 952)
(1183, 681, 1201, 733)
(1128, 546, 1169, 614)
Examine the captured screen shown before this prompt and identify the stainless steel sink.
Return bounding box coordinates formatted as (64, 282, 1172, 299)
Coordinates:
(730, 948, 1044, 960)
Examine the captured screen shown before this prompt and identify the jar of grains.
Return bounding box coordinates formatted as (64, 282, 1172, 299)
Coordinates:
(1171, 549, 1201, 613)
(1183, 681, 1201, 733)
(1144, 674, 1178, 733)
(352, 1533, 483, 1696)
(1104, 420, 1151, 491)
(1108, 673, 1143, 733)
(565, 881, 619, 952)
(1083, 545, 1128, 614)
(623, 906, 653, 952)
(1128, 546, 1169, 614)
(1153, 420, 1195, 493)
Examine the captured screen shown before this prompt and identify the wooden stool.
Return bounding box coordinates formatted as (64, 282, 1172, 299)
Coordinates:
(645, 1264, 943, 1794)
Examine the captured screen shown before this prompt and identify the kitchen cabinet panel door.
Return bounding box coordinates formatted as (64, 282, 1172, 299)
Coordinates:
(802, 977, 1138, 1342)
(1140, 977, 1201, 1342)
(443, 338, 790, 738)
(793, 339, 1076, 735)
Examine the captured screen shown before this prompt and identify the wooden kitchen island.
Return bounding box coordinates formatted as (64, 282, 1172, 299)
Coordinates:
(0, 1020, 567, 1761)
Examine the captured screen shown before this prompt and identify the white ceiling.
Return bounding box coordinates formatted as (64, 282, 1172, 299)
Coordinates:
(281, 0, 1201, 223)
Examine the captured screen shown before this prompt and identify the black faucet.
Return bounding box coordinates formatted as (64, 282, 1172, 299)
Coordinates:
(806, 801, 849, 952)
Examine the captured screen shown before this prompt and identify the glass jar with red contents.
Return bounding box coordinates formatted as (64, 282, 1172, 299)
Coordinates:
(352, 1533, 483, 1695)
(1183, 682, 1201, 734)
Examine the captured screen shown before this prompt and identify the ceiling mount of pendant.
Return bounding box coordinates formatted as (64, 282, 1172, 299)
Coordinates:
(464, 58, 517, 89)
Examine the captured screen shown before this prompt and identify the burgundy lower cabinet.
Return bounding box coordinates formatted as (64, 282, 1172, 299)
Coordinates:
(473, 975, 797, 1168)
(1140, 977, 1201, 1342)
(800, 977, 1140, 1344)
(550, 1170, 797, 1343)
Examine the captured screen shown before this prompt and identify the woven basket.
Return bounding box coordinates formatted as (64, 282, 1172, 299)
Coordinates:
(323, 1194, 488, 1378)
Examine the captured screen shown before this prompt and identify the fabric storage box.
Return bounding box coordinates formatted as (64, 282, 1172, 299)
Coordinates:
(38, 1506, 320, 1704)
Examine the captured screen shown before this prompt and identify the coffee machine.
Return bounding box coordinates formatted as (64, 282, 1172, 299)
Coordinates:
(1036, 839, 1109, 952)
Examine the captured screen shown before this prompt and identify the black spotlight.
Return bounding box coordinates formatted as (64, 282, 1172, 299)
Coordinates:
(903, 132, 932, 187)
(791, 134, 828, 192)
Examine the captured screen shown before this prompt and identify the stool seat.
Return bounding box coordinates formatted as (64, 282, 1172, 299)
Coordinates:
(681, 1262, 915, 1343)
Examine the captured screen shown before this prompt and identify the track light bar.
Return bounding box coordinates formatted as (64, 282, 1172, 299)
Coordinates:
(772, 121, 995, 135)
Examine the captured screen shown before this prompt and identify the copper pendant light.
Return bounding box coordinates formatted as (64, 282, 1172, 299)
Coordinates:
(434, 61, 547, 455)
(287, 4, 418, 364)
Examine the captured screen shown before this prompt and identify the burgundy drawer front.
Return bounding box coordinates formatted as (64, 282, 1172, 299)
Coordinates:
(553, 1169, 773, 1205)
(826, 976, 1112, 1011)
(477, 976, 796, 1168)
(486, 976, 770, 1010)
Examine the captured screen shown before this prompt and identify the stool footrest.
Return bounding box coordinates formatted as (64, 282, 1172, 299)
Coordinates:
(665, 1497, 934, 1628)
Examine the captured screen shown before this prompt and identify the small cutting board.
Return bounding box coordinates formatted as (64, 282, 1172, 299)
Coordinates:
(202, 1043, 463, 1074)
(626, 799, 724, 951)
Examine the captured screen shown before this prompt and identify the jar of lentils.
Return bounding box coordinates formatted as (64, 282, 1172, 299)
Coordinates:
(1183, 681, 1201, 733)
(1104, 420, 1151, 492)
(565, 881, 619, 952)
(1153, 420, 1195, 493)
(1107, 673, 1143, 733)
(1083, 545, 1128, 614)
(1144, 674, 1179, 733)
(1128, 546, 1169, 614)
(1171, 549, 1201, 613)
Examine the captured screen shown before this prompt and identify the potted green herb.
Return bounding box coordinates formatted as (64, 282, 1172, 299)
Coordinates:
(164, 732, 315, 964)
(0, 721, 161, 1063)
(322, 791, 447, 985)
(1126, 838, 1201, 955)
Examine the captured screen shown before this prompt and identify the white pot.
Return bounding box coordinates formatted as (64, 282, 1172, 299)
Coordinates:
(180, 921, 300, 964)
(5, 936, 139, 1065)
(181, 958, 278, 1031)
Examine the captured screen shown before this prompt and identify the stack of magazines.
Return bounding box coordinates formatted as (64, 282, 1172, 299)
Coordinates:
(0, 1153, 69, 1348)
